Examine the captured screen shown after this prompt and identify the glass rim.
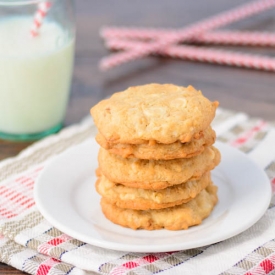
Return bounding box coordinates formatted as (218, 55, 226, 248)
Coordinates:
(0, 0, 43, 6)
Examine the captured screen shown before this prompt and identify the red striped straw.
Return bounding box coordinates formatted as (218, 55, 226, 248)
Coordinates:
(105, 39, 275, 72)
(101, 27, 275, 47)
(100, 27, 176, 40)
(164, 45, 275, 72)
(100, 0, 275, 70)
(189, 31, 275, 46)
(30, 1, 52, 37)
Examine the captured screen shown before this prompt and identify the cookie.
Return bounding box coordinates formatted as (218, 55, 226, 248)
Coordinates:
(98, 146, 221, 189)
(96, 127, 216, 160)
(91, 84, 219, 145)
(96, 172, 211, 210)
(101, 184, 218, 230)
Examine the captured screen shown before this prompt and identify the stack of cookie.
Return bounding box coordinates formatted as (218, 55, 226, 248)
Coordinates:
(91, 84, 220, 230)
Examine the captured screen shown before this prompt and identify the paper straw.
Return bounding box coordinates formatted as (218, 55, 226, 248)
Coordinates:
(100, 27, 175, 40)
(104, 39, 275, 72)
(163, 45, 275, 72)
(189, 31, 275, 46)
(100, 0, 275, 70)
(30, 1, 52, 37)
(101, 27, 275, 47)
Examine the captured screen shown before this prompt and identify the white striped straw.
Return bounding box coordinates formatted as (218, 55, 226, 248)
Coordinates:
(100, 26, 175, 40)
(101, 27, 275, 47)
(30, 1, 52, 37)
(163, 45, 275, 72)
(104, 39, 275, 72)
(100, 0, 275, 70)
(190, 31, 275, 46)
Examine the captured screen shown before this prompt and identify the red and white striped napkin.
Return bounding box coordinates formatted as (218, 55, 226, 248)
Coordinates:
(0, 108, 275, 275)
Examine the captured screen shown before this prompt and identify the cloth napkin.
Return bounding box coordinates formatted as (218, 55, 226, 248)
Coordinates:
(0, 108, 275, 275)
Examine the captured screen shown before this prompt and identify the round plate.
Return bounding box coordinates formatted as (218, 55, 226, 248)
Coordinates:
(34, 139, 272, 252)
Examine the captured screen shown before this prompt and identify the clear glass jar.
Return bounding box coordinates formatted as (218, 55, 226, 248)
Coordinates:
(0, 0, 75, 140)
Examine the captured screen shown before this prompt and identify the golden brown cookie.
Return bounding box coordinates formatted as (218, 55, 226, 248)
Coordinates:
(98, 146, 221, 189)
(96, 172, 211, 210)
(101, 184, 218, 230)
(91, 84, 219, 145)
(96, 127, 216, 160)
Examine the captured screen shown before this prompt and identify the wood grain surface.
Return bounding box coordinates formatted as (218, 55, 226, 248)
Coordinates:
(0, 0, 274, 274)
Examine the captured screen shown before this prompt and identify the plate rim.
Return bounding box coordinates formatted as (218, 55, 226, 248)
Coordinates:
(34, 140, 272, 252)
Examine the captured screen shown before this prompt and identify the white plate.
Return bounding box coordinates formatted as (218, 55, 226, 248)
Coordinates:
(34, 139, 272, 253)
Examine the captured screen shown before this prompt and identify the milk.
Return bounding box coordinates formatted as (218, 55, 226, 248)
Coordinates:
(0, 16, 74, 136)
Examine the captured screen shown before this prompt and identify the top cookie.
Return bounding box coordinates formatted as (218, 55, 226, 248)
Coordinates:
(91, 84, 219, 144)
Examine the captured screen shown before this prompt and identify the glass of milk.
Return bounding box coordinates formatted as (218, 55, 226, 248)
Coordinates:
(0, 0, 75, 140)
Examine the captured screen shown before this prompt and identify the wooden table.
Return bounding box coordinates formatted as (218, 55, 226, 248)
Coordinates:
(0, 0, 274, 274)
